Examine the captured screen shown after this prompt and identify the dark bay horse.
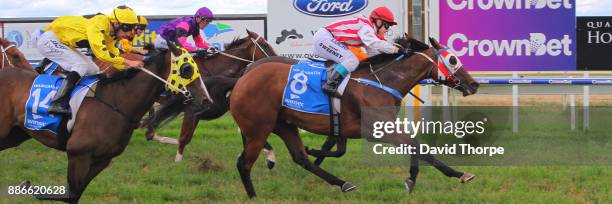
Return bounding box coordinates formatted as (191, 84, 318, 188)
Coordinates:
(230, 36, 480, 197)
(0, 37, 33, 70)
(0, 42, 208, 203)
(141, 30, 278, 162)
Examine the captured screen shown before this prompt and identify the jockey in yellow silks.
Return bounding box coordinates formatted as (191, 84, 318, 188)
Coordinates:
(119, 16, 149, 55)
(34, 5, 144, 115)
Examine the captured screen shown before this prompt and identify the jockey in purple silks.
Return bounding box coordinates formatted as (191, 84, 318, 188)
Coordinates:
(154, 7, 214, 52)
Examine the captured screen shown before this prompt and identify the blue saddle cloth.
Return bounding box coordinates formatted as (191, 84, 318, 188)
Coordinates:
(282, 60, 331, 115)
(24, 73, 100, 134)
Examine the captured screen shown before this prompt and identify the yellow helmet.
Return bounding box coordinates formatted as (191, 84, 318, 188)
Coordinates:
(111, 5, 138, 24)
(138, 16, 148, 26)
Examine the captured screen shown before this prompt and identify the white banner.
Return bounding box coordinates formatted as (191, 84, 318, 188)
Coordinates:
(3, 22, 50, 62)
(146, 18, 266, 51)
(1, 17, 265, 63)
(268, 0, 407, 60)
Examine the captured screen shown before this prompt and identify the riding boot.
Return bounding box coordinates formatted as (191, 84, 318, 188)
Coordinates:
(34, 58, 52, 74)
(322, 69, 345, 97)
(48, 71, 81, 115)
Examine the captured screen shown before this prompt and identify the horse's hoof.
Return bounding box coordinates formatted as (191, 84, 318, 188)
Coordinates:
(266, 160, 275, 170)
(404, 179, 415, 193)
(263, 149, 276, 170)
(175, 152, 183, 162)
(460, 173, 475, 183)
(341, 182, 357, 192)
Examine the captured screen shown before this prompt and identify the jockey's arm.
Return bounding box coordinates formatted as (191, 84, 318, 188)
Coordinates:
(175, 22, 197, 52)
(119, 38, 134, 53)
(130, 47, 148, 55)
(119, 39, 147, 55)
(193, 34, 210, 50)
(86, 22, 126, 70)
(358, 26, 399, 54)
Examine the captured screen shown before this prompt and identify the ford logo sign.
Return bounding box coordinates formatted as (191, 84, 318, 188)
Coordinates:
(294, 0, 368, 18)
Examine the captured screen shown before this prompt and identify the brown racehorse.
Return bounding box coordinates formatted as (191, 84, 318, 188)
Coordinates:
(0, 41, 208, 203)
(141, 30, 279, 162)
(230, 36, 480, 197)
(0, 37, 33, 70)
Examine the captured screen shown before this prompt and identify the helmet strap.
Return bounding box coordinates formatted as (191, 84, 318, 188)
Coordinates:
(374, 19, 384, 32)
(111, 22, 124, 39)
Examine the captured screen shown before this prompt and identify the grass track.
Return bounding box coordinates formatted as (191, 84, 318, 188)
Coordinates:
(0, 114, 610, 203)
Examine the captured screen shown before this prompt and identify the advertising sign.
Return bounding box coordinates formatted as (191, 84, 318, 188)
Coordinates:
(144, 18, 265, 51)
(1, 16, 265, 62)
(440, 0, 576, 71)
(2, 22, 50, 61)
(268, 0, 407, 60)
(577, 17, 612, 70)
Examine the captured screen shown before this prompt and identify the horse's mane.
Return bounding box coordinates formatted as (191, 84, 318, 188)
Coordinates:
(361, 37, 430, 65)
(190, 37, 247, 60)
(225, 37, 247, 50)
(99, 50, 168, 84)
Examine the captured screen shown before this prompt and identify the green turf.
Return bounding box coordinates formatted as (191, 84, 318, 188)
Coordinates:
(0, 112, 610, 203)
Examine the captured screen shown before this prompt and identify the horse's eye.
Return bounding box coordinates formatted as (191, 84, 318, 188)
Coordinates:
(449, 56, 458, 66)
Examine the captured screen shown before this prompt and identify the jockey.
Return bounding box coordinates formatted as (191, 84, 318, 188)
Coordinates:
(35, 5, 144, 115)
(118, 16, 149, 55)
(154, 7, 214, 52)
(313, 6, 401, 96)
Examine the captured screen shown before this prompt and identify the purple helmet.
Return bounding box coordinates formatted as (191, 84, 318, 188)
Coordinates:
(195, 7, 214, 19)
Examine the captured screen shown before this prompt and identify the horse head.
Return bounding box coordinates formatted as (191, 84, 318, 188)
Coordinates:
(387, 34, 479, 97)
(0, 37, 32, 70)
(425, 37, 479, 96)
(147, 40, 211, 110)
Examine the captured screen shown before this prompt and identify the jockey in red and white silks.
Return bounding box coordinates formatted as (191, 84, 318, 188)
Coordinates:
(313, 6, 401, 95)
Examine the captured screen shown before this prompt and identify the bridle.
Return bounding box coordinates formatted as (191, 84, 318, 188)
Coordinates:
(1, 44, 16, 68)
(204, 35, 272, 64)
(415, 46, 464, 88)
(353, 44, 464, 104)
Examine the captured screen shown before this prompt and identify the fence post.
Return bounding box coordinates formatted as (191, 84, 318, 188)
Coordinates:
(583, 72, 590, 130)
(512, 72, 519, 133)
(570, 76, 576, 131)
(562, 95, 567, 111)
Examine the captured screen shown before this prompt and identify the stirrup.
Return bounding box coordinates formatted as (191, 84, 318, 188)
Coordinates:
(48, 104, 71, 115)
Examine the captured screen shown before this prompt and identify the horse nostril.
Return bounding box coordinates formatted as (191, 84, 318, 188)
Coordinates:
(470, 82, 479, 89)
(469, 82, 479, 93)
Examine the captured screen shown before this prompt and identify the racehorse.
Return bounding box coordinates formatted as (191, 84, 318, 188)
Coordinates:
(141, 30, 279, 162)
(0, 41, 209, 203)
(0, 37, 33, 70)
(230, 36, 480, 197)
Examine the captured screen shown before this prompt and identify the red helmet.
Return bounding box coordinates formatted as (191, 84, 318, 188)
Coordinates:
(370, 6, 397, 25)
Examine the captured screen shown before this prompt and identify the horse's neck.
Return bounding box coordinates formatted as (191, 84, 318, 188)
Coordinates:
(200, 51, 249, 77)
(357, 51, 432, 98)
(100, 67, 166, 120)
